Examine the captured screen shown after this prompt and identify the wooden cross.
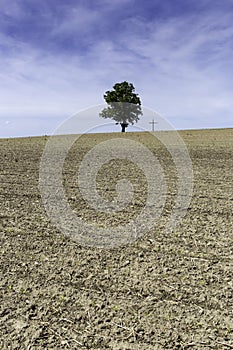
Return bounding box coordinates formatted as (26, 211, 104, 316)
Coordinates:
(149, 119, 157, 132)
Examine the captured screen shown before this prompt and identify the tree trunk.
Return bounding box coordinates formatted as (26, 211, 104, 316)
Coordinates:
(121, 123, 128, 132)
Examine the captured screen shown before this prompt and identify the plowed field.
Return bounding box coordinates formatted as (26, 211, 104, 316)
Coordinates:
(0, 129, 232, 349)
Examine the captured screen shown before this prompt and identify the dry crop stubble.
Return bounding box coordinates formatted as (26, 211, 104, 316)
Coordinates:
(0, 129, 232, 349)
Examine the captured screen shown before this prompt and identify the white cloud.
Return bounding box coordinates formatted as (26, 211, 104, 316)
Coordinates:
(0, 2, 232, 137)
(51, 5, 101, 37)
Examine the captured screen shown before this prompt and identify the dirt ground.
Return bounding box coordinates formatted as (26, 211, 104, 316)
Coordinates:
(0, 128, 232, 349)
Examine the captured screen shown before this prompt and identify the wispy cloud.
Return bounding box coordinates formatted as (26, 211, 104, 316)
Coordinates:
(0, 0, 232, 137)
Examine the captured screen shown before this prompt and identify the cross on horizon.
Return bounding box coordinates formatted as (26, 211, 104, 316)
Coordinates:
(149, 119, 157, 132)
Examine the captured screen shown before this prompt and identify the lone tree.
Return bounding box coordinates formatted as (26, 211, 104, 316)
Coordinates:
(99, 81, 143, 132)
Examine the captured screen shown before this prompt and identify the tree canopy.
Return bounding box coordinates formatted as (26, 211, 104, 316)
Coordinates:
(99, 81, 143, 132)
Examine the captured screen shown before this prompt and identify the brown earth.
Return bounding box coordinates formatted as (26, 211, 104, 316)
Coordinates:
(0, 128, 232, 349)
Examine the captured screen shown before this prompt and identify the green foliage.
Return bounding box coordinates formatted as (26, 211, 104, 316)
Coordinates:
(99, 81, 143, 131)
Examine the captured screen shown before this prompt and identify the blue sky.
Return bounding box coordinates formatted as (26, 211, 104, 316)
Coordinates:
(0, 0, 233, 137)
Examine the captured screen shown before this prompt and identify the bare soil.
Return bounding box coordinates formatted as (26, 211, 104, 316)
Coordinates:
(0, 129, 232, 349)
